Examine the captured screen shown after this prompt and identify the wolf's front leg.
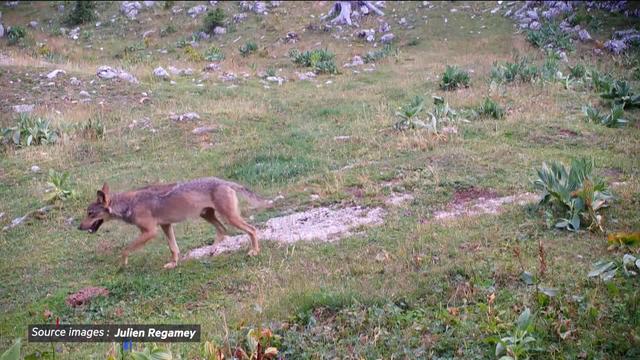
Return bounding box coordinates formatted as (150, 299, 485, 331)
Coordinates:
(121, 227, 158, 267)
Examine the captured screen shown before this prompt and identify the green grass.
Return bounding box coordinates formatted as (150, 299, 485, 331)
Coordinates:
(0, 1, 639, 359)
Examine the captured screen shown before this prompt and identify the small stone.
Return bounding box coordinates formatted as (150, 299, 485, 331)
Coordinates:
(296, 71, 316, 80)
(380, 33, 395, 43)
(79, 90, 90, 97)
(192, 126, 218, 135)
(46, 69, 66, 79)
(266, 76, 284, 85)
(285, 31, 298, 43)
(253, 1, 267, 14)
(153, 66, 170, 79)
(170, 112, 200, 122)
(13, 104, 35, 113)
(28, 20, 38, 28)
(213, 26, 226, 35)
(187, 4, 207, 18)
(31, 165, 41, 173)
(142, 29, 154, 38)
(399, 17, 407, 25)
(233, 13, 248, 23)
(378, 21, 390, 33)
(204, 63, 221, 72)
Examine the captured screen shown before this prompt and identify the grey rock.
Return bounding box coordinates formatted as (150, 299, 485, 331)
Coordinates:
(239, 1, 253, 11)
(79, 90, 90, 97)
(31, 165, 41, 173)
(28, 20, 38, 28)
(209, 1, 218, 5)
(296, 71, 316, 80)
(578, 29, 591, 41)
(529, 21, 540, 30)
(219, 72, 237, 81)
(253, 1, 267, 14)
(120, 1, 142, 19)
(70, 77, 81, 86)
(167, 66, 193, 76)
(285, 31, 298, 43)
(604, 39, 627, 54)
(96, 66, 138, 83)
(269, 1, 281, 7)
(153, 66, 170, 79)
(399, 17, 407, 25)
(344, 55, 364, 67)
(213, 26, 226, 35)
(57, 4, 64, 13)
(196, 31, 210, 40)
(380, 33, 395, 43)
(170, 112, 200, 122)
(192, 126, 219, 135)
(46, 69, 66, 79)
(171, 6, 183, 14)
(142, 1, 156, 7)
(266, 76, 284, 85)
(13, 104, 35, 113)
(188, 4, 207, 18)
(0, 24, 4, 38)
(204, 63, 221, 72)
(233, 13, 248, 22)
(142, 29, 155, 38)
(378, 21, 390, 33)
(69, 27, 80, 40)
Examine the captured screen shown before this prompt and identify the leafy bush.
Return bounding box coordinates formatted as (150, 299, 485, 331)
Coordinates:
(65, 1, 95, 26)
(363, 44, 394, 63)
(583, 104, 628, 128)
(568, 63, 586, 79)
(394, 95, 426, 130)
(160, 25, 177, 37)
(76, 117, 106, 139)
(534, 158, 612, 232)
(45, 169, 77, 203)
(494, 308, 539, 360)
(491, 58, 540, 84)
(440, 65, 470, 90)
(289, 48, 338, 74)
(265, 67, 276, 77)
(7, 26, 26, 45)
(541, 51, 561, 80)
(239, 41, 258, 57)
(203, 8, 225, 33)
(204, 46, 225, 61)
(526, 22, 574, 51)
(599, 79, 640, 109)
(1, 114, 58, 147)
(478, 97, 505, 119)
(184, 45, 204, 62)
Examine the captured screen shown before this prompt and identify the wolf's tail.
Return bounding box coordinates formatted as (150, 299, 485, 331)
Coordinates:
(225, 181, 272, 209)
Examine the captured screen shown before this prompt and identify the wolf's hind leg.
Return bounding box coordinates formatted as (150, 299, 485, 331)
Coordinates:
(161, 224, 180, 269)
(200, 208, 227, 243)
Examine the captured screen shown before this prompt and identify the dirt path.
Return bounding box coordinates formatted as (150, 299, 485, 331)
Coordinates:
(184, 190, 539, 260)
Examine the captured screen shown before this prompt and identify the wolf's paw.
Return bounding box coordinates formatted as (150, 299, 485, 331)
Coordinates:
(163, 261, 177, 269)
(247, 249, 260, 257)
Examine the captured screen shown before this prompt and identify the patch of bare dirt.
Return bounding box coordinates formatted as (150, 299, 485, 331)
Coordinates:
(66, 287, 109, 308)
(185, 205, 386, 259)
(432, 189, 537, 221)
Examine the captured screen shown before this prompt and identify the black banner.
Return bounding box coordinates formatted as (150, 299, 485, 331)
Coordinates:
(28, 324, 200, 342)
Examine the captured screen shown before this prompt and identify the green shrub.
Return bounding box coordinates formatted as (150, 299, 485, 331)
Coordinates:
(363, 44, 394, 63)
(534, 158, 612, 232)
(541, 51, 560, 80)
(239, 41, 257, 57)
(1, 114, 58, 147)
(477, 97, 505, 119)
(526, 22, 574, 51)
(45, 169, 77, 203)
(160, 25, 177, 37)
(583, 104, 628, 128)
(394, 96, 426, 130)
(568, 63, 586, 79)
(203, 8, 225, 33)
(7, 26, 26, 45)
(76, 117, 106, 139)
(65, 1, 96, 26)
(164, 0, 174, 10)
(265, 67, 276, 77)
(440, 65, 470, 90)
(289, 48, 338, 74)
(599, 79, 640, 109)
(204, 46, 225, 61)
(490, 58, 539, 84)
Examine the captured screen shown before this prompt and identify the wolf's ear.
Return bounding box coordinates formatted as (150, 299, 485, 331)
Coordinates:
(97, 183, 110, 205)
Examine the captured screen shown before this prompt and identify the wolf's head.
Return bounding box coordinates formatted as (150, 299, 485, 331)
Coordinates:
(78, 183, 113, 233)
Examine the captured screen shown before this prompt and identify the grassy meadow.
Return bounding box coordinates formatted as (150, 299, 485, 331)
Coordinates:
(1, 1, 639, 359)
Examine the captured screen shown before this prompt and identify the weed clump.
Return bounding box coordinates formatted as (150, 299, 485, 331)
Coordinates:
(289, 48, 338, 74)
(65, 1, 96, 26)
(239, 41, 258, 57)
(203, 8, 226, 33)
(526, 22, 574, 51)
(205, 46, 225, 61)
(7, 26, 26, 45)
(477, 98, 505, 119)
(534, 158, 612, 232)
(1, 114, 59, 147)
(440, 65, 470, 90)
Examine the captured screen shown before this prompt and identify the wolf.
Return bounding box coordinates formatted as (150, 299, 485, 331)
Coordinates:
(78, 177, 267, 269)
